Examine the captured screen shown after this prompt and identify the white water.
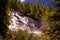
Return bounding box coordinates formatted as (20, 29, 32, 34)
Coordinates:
(8, 10, 50, 34)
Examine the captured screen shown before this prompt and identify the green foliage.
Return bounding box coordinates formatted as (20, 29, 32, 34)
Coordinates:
(11, 1, 44, 20)
(0, 0, 11, 37)
(0, 30, 51, 40)
(46, 7, 60, 40)
(0, 0, 60, 40)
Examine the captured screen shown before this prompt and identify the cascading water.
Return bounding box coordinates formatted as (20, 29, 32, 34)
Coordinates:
(8, 10, 49, 34)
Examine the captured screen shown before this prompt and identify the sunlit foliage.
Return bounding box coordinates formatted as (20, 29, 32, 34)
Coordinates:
(0, 0, 60, 40)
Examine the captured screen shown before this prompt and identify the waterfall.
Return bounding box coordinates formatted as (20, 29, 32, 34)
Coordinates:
(8, 11, 44, 34)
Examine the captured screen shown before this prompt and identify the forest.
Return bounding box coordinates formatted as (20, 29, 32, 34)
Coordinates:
(0, 0, 60, 40)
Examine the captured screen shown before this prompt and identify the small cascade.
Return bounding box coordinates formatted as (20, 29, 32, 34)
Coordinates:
(8, 11, 44, 34)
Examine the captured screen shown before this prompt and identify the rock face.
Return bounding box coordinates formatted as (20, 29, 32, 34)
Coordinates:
(8, 10, 50, 34)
